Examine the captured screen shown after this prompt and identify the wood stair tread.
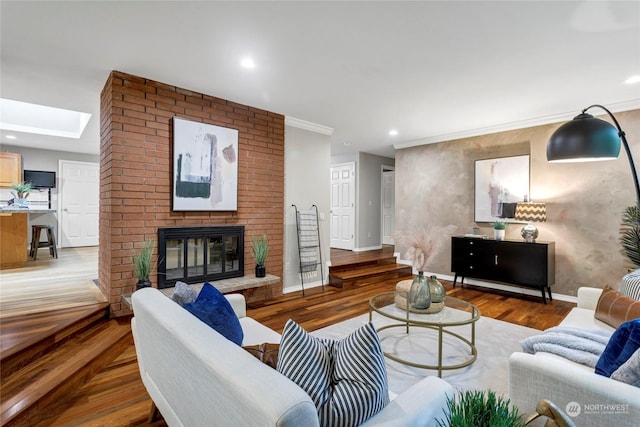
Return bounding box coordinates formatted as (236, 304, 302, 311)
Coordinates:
(1, 302, 110, 362)
(0, 319, 132, 426)
(329, 256, 397, 272)
(329, 263, 411, 280)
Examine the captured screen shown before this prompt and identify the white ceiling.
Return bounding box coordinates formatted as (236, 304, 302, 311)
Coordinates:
(1, 1, 639, 158)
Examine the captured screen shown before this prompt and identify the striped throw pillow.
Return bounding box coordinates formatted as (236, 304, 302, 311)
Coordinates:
(277, 320, 389, 427)
(620, 269, 640, 300)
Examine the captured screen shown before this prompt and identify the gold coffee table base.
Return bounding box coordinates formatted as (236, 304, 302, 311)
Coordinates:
(376, 323, 477, 377)
(369, 291, 480, 378)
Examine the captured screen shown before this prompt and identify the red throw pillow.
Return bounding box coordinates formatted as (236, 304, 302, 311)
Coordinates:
(595, 286, 640, 328)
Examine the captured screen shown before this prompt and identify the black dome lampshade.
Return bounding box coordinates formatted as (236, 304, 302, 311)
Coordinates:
(546, 104, 640, 204)
(547, 113, 621, 162)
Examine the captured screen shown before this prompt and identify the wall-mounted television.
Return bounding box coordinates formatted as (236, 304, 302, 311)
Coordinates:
(24, 170, 56, 189)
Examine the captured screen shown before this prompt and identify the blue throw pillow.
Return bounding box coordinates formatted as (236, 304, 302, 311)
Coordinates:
(595, 318, 640, 377)
(183, 283, 244, 345)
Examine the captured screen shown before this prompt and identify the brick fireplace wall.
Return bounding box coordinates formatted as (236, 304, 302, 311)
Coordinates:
(99, 71, 284, 317)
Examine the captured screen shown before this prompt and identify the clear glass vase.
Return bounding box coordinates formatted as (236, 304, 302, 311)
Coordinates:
(409, 271, 431, 309)
(428, 275, 446, 303)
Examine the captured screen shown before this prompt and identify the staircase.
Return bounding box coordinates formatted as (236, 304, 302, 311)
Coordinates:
(0, 304, 132, 427)
(328, 247, 413, 289)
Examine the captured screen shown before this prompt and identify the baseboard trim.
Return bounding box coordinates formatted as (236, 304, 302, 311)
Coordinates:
(353, 245, 383, 252)
(283, 280, 324, 294)
(395, 254, 577, 303)
(438, 274, 577, 304)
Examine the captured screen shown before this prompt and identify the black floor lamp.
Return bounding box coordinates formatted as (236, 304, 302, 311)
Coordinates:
(546, 104, 639, 204)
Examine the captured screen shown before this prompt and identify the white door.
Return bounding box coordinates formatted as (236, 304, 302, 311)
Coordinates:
(60, 160, 99, 247)
(330, 162, 355, 250)
(381, 169, 395, 245)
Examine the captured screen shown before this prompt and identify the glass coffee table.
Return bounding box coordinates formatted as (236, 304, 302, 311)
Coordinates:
(369, 291, 480, 377)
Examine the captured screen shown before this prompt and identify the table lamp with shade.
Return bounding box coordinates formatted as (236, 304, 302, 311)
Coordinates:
(515, 202, 547, 243)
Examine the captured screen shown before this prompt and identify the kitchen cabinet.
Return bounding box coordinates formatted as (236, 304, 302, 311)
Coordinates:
(0, 152, 22, 188)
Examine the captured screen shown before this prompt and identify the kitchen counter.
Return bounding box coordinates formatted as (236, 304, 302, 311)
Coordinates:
(0, 208, 56, 269)
(0, 208, 55, 214)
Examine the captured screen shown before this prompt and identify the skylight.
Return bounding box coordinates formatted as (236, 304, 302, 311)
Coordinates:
(0, 98, 91, 139)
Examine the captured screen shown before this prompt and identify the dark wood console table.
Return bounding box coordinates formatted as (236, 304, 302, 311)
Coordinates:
(451, 236, 555, 303)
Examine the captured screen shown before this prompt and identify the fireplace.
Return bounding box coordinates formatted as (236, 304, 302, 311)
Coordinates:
(157, 226, 244, 289)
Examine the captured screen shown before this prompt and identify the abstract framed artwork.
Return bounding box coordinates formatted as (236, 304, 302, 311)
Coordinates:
(172, 117, 239, 211)
(474, 154, 530, 223)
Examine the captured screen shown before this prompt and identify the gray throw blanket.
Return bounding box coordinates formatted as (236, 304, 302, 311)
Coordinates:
(520, 326, 612, 368)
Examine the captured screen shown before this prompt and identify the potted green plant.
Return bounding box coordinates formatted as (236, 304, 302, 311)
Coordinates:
(133, 241, 154, 290)
(437, 389, 526, 427)
(620, 204, 640, 269)
(10, 181, 33, 208)
(251, 234, 268, 278)
(492, 220, 506, 241)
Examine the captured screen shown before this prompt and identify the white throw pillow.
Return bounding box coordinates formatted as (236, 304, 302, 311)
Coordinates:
(276, 319, 389, 427)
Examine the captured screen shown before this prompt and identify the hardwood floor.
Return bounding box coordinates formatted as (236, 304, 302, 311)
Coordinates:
(0, 246, 103, 318)
(1, 247, 575, 426)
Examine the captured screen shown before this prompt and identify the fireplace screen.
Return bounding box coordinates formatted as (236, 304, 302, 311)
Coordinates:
(158, 226, 244, 288)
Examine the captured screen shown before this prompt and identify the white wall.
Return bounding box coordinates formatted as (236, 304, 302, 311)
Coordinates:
(284, 126, 331, 292)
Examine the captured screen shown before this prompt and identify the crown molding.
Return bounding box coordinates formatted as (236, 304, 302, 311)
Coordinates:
(285, 116, 334, 135)
(394, 99, 640, 151)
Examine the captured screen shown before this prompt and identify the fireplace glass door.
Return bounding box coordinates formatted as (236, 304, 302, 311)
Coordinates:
(158, 226, 244, 288)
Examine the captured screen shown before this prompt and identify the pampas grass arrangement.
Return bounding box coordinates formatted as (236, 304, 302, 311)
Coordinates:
(394, 225, 457, 271)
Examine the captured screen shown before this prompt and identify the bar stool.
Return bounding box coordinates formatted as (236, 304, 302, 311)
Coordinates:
(30, 225, 58, 260)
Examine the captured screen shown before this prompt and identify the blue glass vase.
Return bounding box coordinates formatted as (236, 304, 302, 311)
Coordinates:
(409, 271, 431, 310)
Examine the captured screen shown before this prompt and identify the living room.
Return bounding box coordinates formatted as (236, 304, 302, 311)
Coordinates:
(1, 1, 639, 426)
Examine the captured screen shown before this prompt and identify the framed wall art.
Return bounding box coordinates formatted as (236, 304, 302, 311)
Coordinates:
(474, 154, 530, 223)
(172, 117, 239, 211)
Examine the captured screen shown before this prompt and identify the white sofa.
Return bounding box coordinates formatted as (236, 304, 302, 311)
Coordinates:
(509, 287, 640, 427)
(131, 287, 454, 427)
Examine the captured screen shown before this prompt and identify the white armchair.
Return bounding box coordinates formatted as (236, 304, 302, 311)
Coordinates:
(509, 287, 640, 427)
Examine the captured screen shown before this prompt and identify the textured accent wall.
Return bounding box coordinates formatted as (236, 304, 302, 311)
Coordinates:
(395, 109, 640, 297)
(100, 71, 284, 316)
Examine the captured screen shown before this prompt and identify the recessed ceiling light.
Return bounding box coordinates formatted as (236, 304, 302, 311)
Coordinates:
(343, 141, 351, 146)
(0, 98, 91, 138)
(624, 75, 640, 84)
(241, 57, 256, 69)
(389, 129, 399, 136)
(5, 135, 16, 139)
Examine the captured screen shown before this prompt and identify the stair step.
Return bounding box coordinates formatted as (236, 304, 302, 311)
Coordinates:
(1, 303, 110, 380)
(329, 263, 412, 289)
(0, 319, 132, 427)
(329, 256, 398, 274)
